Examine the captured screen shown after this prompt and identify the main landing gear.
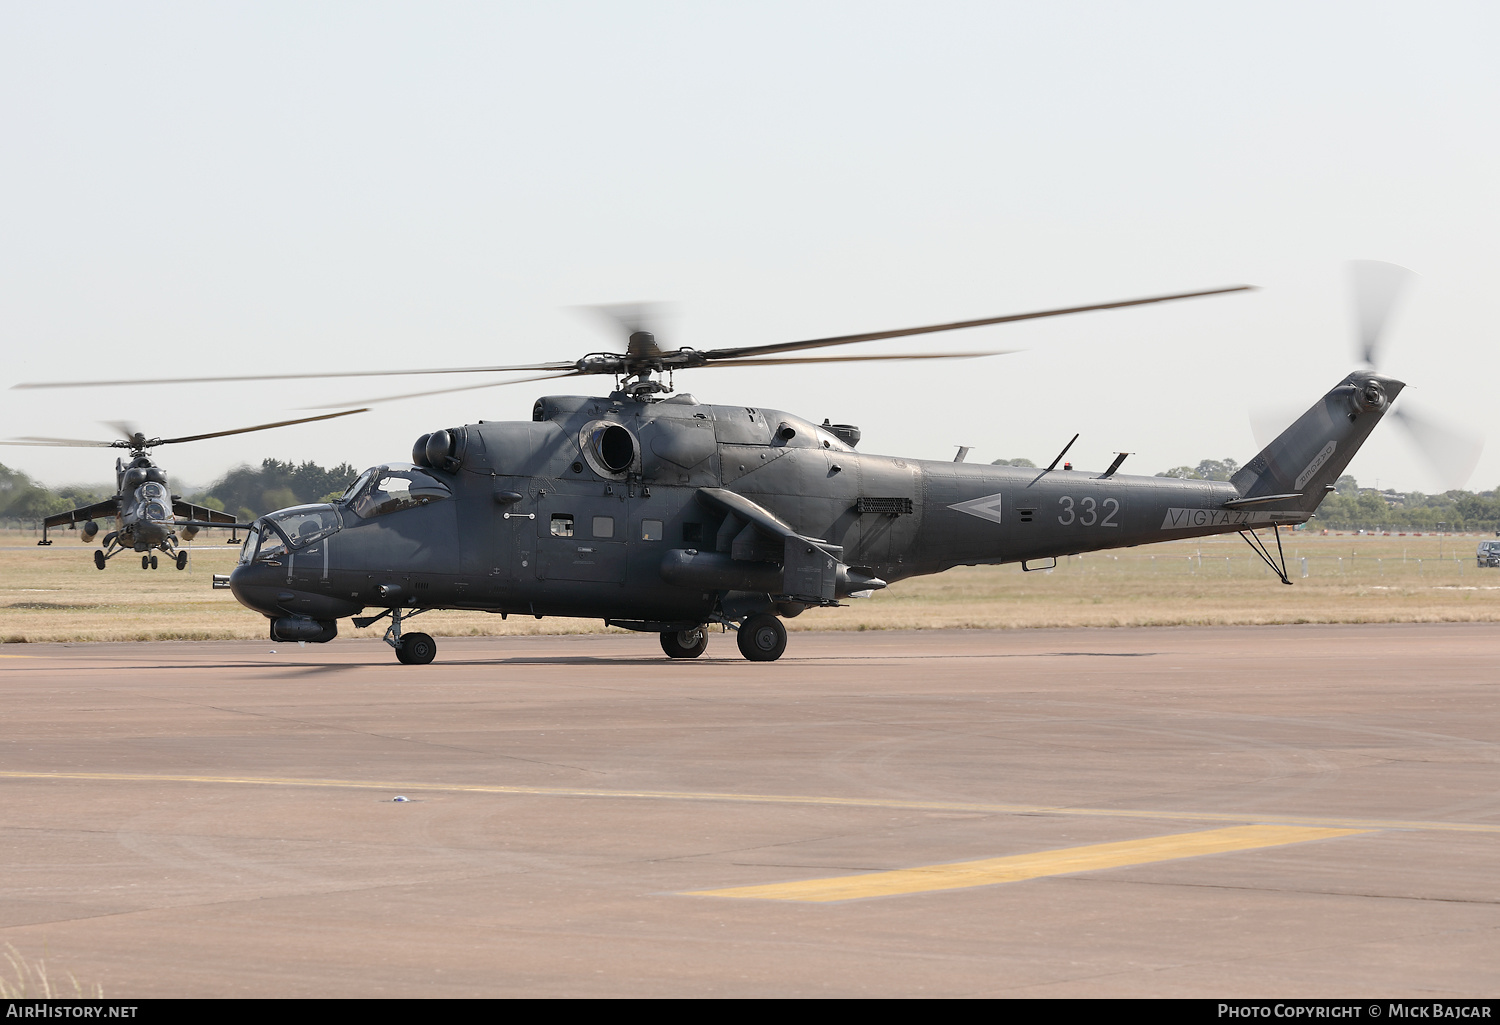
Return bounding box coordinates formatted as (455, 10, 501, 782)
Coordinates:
(175, 551, 189, 570)
(736, 614, 787, 662)
(659, 617, 789, 661)
(94, 550, 106, 570)
(660, 626, 709, 659)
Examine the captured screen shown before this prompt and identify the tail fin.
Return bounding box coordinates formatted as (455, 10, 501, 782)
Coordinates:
(1228, 371, 1404, 515)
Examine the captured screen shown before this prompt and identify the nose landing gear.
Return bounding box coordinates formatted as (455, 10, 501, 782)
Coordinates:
(353, 606, 440, 665)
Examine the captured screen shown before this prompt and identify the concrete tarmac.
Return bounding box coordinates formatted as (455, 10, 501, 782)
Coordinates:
(0, 624, 1496, 998)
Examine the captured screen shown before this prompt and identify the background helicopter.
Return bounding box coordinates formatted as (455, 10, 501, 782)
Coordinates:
(4, 411, 365, 570)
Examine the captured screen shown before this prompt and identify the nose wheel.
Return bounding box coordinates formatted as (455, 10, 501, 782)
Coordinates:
(395, 632, 436, 665)
(356, 605, 440, 665)
(736, 614, 787, 661)
(661, 626, 709, 659)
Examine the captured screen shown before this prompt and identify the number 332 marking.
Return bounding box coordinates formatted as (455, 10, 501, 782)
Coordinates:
(1058, 496, 1120, 527)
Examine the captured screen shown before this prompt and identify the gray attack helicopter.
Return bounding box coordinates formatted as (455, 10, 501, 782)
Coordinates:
(16, 272, 1459, 663)
(4, 411, 365, 570)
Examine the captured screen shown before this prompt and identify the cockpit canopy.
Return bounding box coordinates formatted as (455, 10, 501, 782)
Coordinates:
(343, 464, 452, 519)
(240, 504, 343, 564)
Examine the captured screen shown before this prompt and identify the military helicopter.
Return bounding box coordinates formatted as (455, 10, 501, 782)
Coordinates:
(3, 411, 365, 570)
(14, 277, 1439, 663)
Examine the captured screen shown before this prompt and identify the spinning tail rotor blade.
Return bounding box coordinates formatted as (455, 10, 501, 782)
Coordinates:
(1352, 261, 1416, 367)
(102, 420, 141, 442)
(1391, 401, 1484, 492)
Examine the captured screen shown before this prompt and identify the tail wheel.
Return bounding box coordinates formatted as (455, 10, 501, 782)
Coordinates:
(736, 614, 787, 662)
(396, 632, 437, 665)
(175, 551, 188, 570)
(660, 627, 709, 659)
(94, 550, 106, 571)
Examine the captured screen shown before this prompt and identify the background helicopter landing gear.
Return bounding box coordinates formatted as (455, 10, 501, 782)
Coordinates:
(396, 632, 436, 665)
(737, 614, 787, 662)
(94, 550, 106, 570)
(661, 626, 708, 659)
(175, 551, 188, 570)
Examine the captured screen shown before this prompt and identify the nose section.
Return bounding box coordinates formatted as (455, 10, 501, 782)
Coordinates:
(228, 563, 285, 616)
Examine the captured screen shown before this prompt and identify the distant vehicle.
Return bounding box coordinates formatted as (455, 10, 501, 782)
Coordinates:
(1478, 541, 1500, 568)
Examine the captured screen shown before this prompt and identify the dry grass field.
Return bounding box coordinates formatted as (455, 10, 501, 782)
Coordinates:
(2, 526, 1498, 643)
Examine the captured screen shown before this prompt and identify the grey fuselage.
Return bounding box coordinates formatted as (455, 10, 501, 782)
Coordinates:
(228, 373, 1398, 632)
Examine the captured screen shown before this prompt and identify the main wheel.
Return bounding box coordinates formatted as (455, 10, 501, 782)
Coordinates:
(141, 555, 150, 570)
(94, 550, 106, 571)
(660, 626, 708, 659)
(175, 551, 188, 570)
(397, 632, 437, 665)
(736, 614, 787, 662)
(149, 554, 159, 570)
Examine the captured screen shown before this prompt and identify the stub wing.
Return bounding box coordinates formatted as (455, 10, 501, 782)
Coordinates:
(172, 500, 238, 526)
(42, 497, 119, 529)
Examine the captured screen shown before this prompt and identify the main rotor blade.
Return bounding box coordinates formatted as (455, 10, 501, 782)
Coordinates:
(1391, 403, 1483, 492)
(1, 435, 120, 448)
(701, 285, 1256, 361)
(308, 371, 585, 408)
(154, 407, 369, 446)
(696, 350, 1016, 368)
(1351, 261, 1416, 368)
(12, 361, 580, 390)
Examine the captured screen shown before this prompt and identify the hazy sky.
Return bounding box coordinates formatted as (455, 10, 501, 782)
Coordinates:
(3, 2, 1497, 494)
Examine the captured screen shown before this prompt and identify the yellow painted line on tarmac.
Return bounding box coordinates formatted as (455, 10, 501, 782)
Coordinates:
(687, 825, 1367, 903)
(0, 770, 1494, 835)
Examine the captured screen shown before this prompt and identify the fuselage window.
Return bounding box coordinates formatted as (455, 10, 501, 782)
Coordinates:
(641, 519, 663, 541)
(592, 516, 614, 539)
(550, 513, 574, 537)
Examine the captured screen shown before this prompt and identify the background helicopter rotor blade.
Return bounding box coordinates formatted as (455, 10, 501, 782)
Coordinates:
(1390, 401, 1484, 492)
(1, 435, 122, 448)
(3, 409, 368, 450)
(700, 285, 1256, 361)
(154, 407, 369, 445)
(1352, 260, 1416, 368)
